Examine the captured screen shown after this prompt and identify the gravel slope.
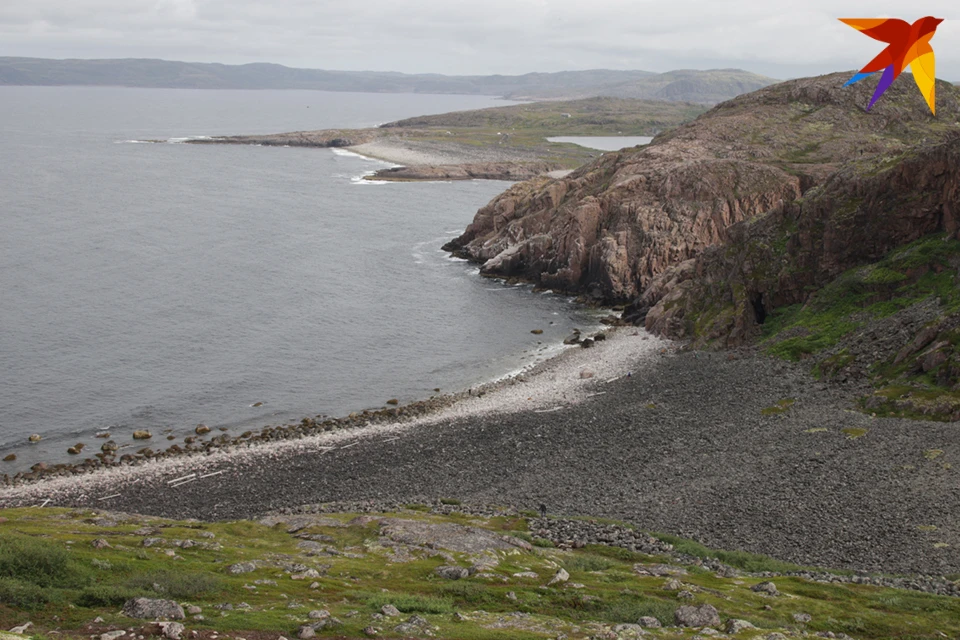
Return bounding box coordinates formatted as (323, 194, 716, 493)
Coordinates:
(3, 345, 958, 576)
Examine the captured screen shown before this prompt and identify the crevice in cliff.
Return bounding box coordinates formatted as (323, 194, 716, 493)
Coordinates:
(750, 293, 767, 325)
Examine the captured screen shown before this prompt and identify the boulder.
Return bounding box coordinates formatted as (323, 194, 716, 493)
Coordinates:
(380, 605, 401, 617)
(132, 430, 152, 440)
(725, 619, 757, 634)
(91, 538, 111, 549)
(751, 581, 779, 596)
(99, 632, 125, 640)
(637, 616, 661, 628)
(121, 598, 185, 620)
(674, 604, 720, 628)
(158, 622, 184, 640)
(434, 565, 469, 580)
(226, 562, 256, 575)
(547, 568, 570, 586)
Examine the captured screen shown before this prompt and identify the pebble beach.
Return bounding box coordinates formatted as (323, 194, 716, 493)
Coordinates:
(2, 328, 959, 577)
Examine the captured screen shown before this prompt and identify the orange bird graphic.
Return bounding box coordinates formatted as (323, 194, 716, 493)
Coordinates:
(840, 16, 943, 114)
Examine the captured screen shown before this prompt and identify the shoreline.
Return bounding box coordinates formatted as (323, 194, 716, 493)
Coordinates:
(0, 325, 659, 489)
(3, 330, 960, 576)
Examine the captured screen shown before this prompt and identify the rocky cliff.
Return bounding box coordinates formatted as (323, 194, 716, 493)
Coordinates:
(445, 72, 960, 303)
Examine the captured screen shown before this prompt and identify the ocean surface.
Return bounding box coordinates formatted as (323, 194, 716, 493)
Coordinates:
(547, 136, 653, 151)
(0, 87, 606, 471)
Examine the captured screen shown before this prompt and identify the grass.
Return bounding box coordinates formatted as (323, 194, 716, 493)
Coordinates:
(125, 570, 222, 599)
(650, 532, 814, 574)
(1, 507, 959, 639)
(761, 398, 796, 415)
(762, 234, 960, 362)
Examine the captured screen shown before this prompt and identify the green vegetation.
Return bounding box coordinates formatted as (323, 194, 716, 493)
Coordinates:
(1, 507, 958, 639)
(761, 398, 796, 416)
(650, 533, 814, 574)
(383, 97, 707, 137)
(763, 234, 960, 361)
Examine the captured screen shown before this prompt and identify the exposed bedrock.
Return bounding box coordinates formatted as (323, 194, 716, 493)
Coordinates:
(444, 72, 960, 305)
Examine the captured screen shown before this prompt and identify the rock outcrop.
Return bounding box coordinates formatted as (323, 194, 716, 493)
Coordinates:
(444, 72, 960, 303)
(641, 134, 960, 344)
(368, 161, 560, 182)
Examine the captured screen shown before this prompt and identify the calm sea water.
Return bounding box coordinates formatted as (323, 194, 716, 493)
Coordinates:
(547, 136, 653, 151)
(0, 87, 605, 471)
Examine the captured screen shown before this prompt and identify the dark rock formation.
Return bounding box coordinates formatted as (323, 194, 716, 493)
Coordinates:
(369, 161, 560, 182)
(444, 72, 960, 303)
(642, 135, 960, 344)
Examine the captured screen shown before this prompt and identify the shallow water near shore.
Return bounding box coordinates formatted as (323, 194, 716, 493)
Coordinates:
(0, 86, 604, 471)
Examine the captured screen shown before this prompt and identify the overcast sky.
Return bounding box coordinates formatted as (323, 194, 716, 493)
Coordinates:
(2, 0, 958, 80)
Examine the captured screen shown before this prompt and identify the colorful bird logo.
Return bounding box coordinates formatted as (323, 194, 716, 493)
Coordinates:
(840, 16, 943, 114)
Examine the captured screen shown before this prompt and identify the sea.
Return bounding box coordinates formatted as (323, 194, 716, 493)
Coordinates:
(0, 86, 611, 471)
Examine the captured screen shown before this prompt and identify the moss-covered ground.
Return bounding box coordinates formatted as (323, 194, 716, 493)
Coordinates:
(1, 507, 959, 639)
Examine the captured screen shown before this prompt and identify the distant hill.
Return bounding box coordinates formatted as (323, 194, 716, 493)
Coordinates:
(0, 57, 776, 104)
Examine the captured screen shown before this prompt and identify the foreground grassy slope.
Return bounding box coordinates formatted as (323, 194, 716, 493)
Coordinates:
(1, 507, 959, 639)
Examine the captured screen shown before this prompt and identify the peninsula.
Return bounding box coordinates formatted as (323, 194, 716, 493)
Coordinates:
(189, 97, 706, 181)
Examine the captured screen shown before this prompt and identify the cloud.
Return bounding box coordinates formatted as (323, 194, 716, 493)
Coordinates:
(2, 0, 958, 79)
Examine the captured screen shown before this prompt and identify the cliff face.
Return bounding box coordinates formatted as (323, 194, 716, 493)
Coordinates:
(445, 72, 960, 303)
(641, 136, 960, 344)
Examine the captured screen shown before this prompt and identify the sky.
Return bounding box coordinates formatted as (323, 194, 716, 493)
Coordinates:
(1, 0, 958, 80)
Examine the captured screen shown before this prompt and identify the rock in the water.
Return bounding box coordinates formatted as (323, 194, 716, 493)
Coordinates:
(380, 605, 401, 617)
(725, 619, 757, 634)
(435, 565, 469, 580)
(531, 329, 544, 335)
(227, 562, 256, 575)
(580, 338, 594, 348)
(132, 430, 152, 440)
(674, 604, 720, 628)
(28, 434, 41, 443)
(751, 581, 779, 596)
(563, 331, 582, 345)
(386, 399, 399, 406)
(122, 598, 185, 620)
(637, 616, 661, 628)
(158, 622, 184, 640)
(195, 424, 211, 435)
(547, 568, 570, 586)
(2, 454, 15, 462)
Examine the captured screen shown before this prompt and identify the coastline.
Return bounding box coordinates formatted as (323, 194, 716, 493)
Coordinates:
(0, 327, 660, 484)
(3, 328, 960, 576)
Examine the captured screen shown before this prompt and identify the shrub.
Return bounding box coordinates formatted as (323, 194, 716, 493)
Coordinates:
(0, 534, 89, 588)
(364, 593, 453, 614)
(564, 553, 616, 573)
(0, 577, 53, 610)
(76, 585, 142, 608)
(125, 571, 222, 598)
(601, 595, 676, 626)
